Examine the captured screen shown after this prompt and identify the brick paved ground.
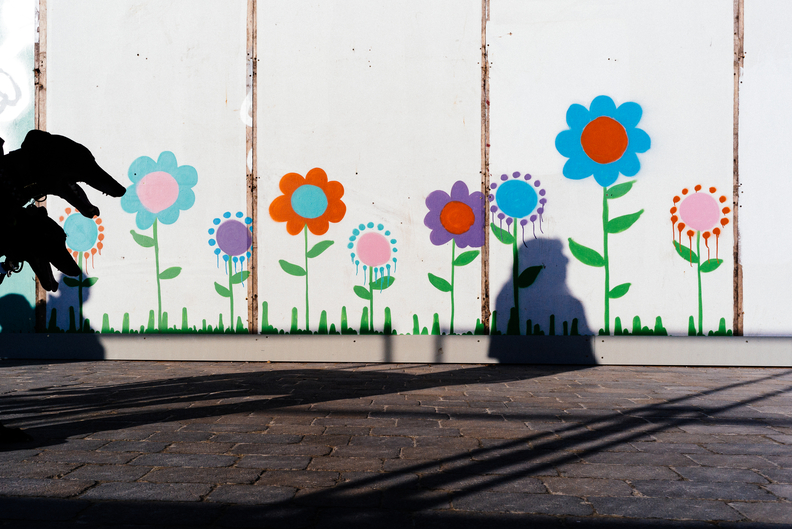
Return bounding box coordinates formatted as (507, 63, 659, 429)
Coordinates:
(0, 360, 791, 527)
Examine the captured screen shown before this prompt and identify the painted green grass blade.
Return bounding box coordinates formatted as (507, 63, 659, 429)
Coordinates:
(307, 240, 334, 258)
(230, 271, 251, 284)
(353, 285, 371, 300)
(699, 258, 723, 273)
(606, 210, 643, 234)
(608, 282, 631, 299)
(371, 276, 395, 291)
(673, 241, 699, 264)
(159, 266, 182, 280)
(214, 282, 231, 298)
(517, 265, 543, 288)
(428, 273, 452, 292)
(605, 181, 635, 199)
(490, 222, 515, 245)
(453, 250, 480, 267)
(130, 230, 155, 248)
(279, 259, 306, 276)
(568, 238, 605, 267)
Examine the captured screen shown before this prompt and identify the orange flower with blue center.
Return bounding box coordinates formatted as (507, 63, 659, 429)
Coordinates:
(269, 168, 345, 236)
(555, 95, 651, 187)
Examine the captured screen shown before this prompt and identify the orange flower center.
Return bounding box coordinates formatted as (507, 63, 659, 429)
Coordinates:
(440, 201, 475, 235)
(581, 116, 629, 164)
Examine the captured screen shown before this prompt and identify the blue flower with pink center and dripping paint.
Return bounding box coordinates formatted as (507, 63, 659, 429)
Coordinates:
(489, 171, 547, 243)
(348, 222, 398, 287)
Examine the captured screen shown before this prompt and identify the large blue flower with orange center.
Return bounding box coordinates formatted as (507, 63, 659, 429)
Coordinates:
(555, 95, 651, 187)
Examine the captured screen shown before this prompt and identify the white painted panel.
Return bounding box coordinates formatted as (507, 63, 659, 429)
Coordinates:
(46, 0, 248, 332)
(489, 0, 734, 336)
(740, 0, 792, 335)
(257, 0, 482, 335)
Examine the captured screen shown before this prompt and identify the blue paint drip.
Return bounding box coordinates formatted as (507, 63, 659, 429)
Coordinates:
(355, 260, 360, 275)
(386, 263, 391, 285)
(379, 267, 385, 292)
(363, 265, 367, 285)
(393, 258, 397, 274)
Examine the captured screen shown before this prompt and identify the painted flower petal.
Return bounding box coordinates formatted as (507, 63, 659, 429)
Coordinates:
(615, 102, 643, 129)
(156, 151, 179, 174)
(323, 180, 344, 200)
(563, 157, 594, 180)
(455, 218, 485, 248)
(157, 204, 181, 225)
(305, 167, 328, 187)
(429, 226, 454, 246)
(306, 217, 329, 236)
(279, 173, 306, 195)
(323, 198, 346, 223)
(589, 95, 617, 118)
(628, 127, 651, 153)
(173, 164, 198, 187)
(286, 217, 306, 236)
(593, 163, 620, 187)
(269, 195, 295, 223)
(425, 189, 451, 214)
(135, 208, 156, 230)
(555, 130, 582, 158)
(449, 180, 471, 201)
(120, 184, 142, 213)
(618, 150, 641, 177)
(174, 188, 196, 211)
(566, 103, 590, 129)
(128, 156, 157, 183)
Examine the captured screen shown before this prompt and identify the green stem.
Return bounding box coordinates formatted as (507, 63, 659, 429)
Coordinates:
(304, 225, 310, 331)
(153, 218, 162, 331)
(369, 279, 374, 332)
(602, 187, 610, 335)
(78, 252, 84, 331)
(228, 257, 234, 329)
(512, 218, 519, 331)
(450, 239, 456, 335)
(697, 231, 703, 336)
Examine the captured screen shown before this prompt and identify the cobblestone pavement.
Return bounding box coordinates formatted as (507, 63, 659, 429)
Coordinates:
(1, 360, 791, 528)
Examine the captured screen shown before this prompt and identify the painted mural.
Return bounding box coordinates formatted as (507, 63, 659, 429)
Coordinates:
(0, 1, 738, 341)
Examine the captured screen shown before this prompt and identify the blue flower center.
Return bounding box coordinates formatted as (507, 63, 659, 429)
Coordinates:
(63, 215, 98, 252)
(495, 180, 538, 219)
(291, 185, 328, 219)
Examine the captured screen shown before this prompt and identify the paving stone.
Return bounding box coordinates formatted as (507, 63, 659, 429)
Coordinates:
(145, 430, 214, 442)
(591, 496, 742, 521)
(685, 454, 779, 469)
(130, 453, 237, 468)
(257, 470, 339, 488)
(337, 470, 420, 490)
(97, 440, 169, 453)
(763, 455, 792, 468)
(0, 478, 94, 498)
(729, 501, 792, 523)
(308, 457, 383, 472)
(32, 450, 138, 465)
(704, 443, 792, 456)
(80, 482, 211, 502)
(452, 491, 592, 515)
(371, 427, 460, 437)
(542, 477, 633, 497)
(0, 449, 40, 463)
(48, 439, 111, 451)
(0, 462, 79, 479)
(759, 468, 792, 483)
(421, 472, 546, 493)
(300, 434, 351, 447)
(631, 442, 711, 454)
(559, 463, 680, 480)
(210, 433, 302, 444)
(582, 451, 698, 467)
(62, 464, 152, 482)
(232, 443, 332, 456)
(765, 483, 792, 500)
(235, 455, 311, 470)
(143, 467, 262, 484)
(632, 480, 773, 501)
(165, 442, 235, 454)
(674, 466, 770, 483)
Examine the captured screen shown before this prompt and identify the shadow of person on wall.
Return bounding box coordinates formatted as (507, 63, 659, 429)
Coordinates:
(489, 237, 595, 364)
(46, 271, 93, 332)
(0, 293, 34, 333)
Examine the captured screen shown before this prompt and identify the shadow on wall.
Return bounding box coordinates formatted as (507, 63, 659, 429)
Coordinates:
(489, 238, 595, 364)
(0, 294, 34, 333)
(46, 273, 92, 332)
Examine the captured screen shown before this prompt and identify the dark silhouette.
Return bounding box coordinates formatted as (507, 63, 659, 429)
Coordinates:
(489, 238, 595, 363)
(1, 130, 123, 442)
(0, 293, 34, 332)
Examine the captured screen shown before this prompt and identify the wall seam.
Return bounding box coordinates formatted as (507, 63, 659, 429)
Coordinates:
(246, 0, 258, 333)
(480, 0, 491, 333)
(733, 0, 744, 335)
(34, 0, 47, 332)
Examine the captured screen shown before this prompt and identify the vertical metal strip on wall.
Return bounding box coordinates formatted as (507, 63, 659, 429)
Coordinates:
(33, 0, 47, 332)
(480, 0, 491, 333)
(246, 0, 259, 333)
(733, 0, 744, 336)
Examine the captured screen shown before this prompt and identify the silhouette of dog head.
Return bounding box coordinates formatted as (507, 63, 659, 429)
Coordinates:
(1, 131, 126, 291)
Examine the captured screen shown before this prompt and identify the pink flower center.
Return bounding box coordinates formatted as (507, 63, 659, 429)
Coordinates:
(679, 192, 720, 232)
(356, 232, 391, 267)
(138, 171, 179, 213)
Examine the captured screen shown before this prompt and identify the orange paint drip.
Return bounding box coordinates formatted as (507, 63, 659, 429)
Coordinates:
(694, 184, 702, 192)
(677, 222, 686, 246)
(671, 215, 678, 239)
(703, 232, 711, 262)
(713, 227, 721, 260)
(686, 229, 695, 266)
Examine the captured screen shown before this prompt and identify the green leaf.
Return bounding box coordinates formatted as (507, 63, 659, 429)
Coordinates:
(82, 277, 99, 287)
(568, 238, 605, 267)
(371, 276, 395, 291)
(307, 240, 334, 258)
(130, 230, 155, 248)
(606, 210, 643, 234)
(609, 282, 631, 299)
(158, 267, 182, 280)
(490, 222, 515, 245)
(62, 276, 80, 288)
(673, 241, 699, 264)
(353, 285, 371, 300)
(214, 282, 231, 298)
(517, 265, 543, 288)
(700, 259, 724, 273)
(428, 273, 452, 292)
(279, 260, 306, 276)
(230, 271, 250, 284)
(453, 250, 480, 267)
(605, 181, 635, 199)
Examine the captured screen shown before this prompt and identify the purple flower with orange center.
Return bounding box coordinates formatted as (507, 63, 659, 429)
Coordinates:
(424, 181, 484, 334)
